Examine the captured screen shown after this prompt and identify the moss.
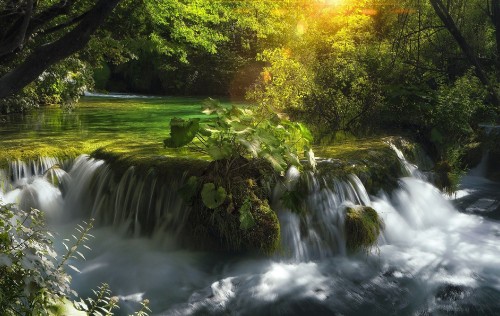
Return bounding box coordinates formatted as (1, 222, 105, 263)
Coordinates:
(0, 96, 215, 168)
(315, 138, 402, 194)
(91, 148, 209, 180)
(184, 156, 280, 254)
(344, 205, 384, 252)
(242, 195, 280, 254)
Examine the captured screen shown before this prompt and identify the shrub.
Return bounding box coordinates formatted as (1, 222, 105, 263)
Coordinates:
(0, 200, 150, 315)
(0, 202, 75, 315)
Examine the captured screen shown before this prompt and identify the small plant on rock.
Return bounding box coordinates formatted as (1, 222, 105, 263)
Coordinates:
(164, 98, 316, 252)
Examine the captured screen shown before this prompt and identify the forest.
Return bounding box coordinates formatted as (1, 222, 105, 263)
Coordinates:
(1, 0, 500, 315)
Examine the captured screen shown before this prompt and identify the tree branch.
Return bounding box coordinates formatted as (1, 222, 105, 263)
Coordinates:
(26, 0, 77, 37)
(39, 10, 90, 36)
(429, 0, 500, 106)
(0, 0, 122, 99)
(0, 0, 33, 57)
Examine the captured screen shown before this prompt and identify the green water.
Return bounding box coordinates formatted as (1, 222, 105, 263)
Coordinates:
(0, 95, 221, 162)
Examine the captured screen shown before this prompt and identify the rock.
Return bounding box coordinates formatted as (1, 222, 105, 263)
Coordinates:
(344, 205, 384, 252)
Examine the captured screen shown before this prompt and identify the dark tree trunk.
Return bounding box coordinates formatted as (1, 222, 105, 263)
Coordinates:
(0, 0, 33, 57)
(0, 0, 122, 99)
(430, 0, 500, 106)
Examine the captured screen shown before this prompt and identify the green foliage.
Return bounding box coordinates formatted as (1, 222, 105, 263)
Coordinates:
(432, 71, 487, 150)
(238, 198, 255, 230)
(163, 118, 201, 148)
(0, 199, 151, 315)
(247, 48, 313, 113)
(164, 98, 315, 172)
(0, 203, 68, 315)
(201, 182, 227, 209)
(0, 201, 89, 315)
(247, 5, 387, 137)
(74, 283, 119, 316)
(0, 57, 93, 113)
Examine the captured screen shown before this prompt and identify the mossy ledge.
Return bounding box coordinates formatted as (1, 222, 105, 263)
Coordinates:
(90, 148, 210, 181)
(90, 150, 281, 254)
(315, 138, 403, 194)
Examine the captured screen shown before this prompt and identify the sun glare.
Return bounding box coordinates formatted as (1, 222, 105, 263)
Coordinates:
(323, 0, 344, 6)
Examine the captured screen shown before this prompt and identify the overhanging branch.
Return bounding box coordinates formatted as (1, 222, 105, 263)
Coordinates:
(0, 0, 122, 99)
(0, 0, 33, 57)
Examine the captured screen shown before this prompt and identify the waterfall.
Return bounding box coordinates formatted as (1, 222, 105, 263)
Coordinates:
(274, 165, 371, 261)
(1, 147, 500, 315)
(0, 155, 190, 241)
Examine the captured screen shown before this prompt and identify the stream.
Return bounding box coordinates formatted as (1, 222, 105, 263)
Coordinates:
(1, 96, 500, 315)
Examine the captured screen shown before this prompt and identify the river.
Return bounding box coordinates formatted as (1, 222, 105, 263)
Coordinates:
(1, 96, 499, 315)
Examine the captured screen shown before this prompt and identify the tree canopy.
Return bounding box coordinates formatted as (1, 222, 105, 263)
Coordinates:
(1, 0, 500, 165)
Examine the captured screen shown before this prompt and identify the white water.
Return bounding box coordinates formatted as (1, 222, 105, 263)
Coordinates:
(1, 152, 500, 315)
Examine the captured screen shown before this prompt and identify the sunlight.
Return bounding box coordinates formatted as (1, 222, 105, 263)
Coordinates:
(323, 0, 344, 5)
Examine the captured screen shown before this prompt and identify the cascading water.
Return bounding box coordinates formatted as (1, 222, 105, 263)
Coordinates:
(1, 146, 500, 315)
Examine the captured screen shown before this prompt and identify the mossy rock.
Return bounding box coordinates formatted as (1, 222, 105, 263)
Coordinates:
(316, 145, 401, 194)
(314, 137, 436, 194)
(240, 195, 280, 254)
(344, 205, 384, 252)
(185, 156, 280, 254)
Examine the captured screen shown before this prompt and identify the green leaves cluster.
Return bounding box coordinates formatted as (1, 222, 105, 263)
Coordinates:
(0, 199, 151, 315)
(164, 98, 315, 173)
(0, 202, 70, 315)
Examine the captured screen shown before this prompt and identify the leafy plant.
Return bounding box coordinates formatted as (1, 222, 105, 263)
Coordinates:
(165, 99, 310, 248)
(0, 199, 151, 315)
(164, 98, 315, 173)
(0, 201, 85, 315)
(238, 198, 255, 230)
(74, 283, 119, 316)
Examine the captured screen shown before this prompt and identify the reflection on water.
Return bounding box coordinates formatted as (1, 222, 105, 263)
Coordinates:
(0, 96, 215, 158)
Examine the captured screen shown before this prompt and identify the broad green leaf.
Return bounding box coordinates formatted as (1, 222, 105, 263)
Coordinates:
(199, 127, 212, 137)
(229, 105, 244, 117)
(201, 183, 227, 209)
(202, 98, 224, 115)
(164, 117, 200, 148)
(297, 123, 313, 142)
(207, 144, 232, 160)
(230, 121, 253, 134)
(239, 198, 255, 230)
(236, 136, 260, 157)
(284, 152, 301, 167)
(262, 150, 287, 172)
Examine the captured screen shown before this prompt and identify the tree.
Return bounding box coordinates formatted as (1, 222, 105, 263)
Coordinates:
(0, 0, 123, 99)
(429, 0, 500, 106)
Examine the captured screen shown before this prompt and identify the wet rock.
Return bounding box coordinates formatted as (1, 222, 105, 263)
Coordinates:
(344, 205, 384, 252)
